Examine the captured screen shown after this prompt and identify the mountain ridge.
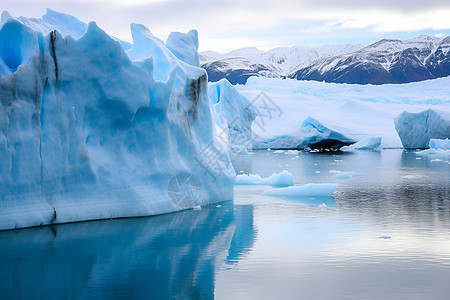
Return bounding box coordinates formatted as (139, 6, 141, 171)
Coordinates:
(200, 35, 450, 85)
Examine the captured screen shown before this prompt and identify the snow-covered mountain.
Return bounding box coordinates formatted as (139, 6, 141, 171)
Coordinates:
(201, 35, 450, 85)
(200, 44, 364, 84)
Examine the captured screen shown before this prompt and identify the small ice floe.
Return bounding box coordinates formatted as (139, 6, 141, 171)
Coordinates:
(285, 150, 299, 155)
(341, 137, 382, 151)
(318, 203, 327, 208)
(430, 138, 450, 150)
(193, 205, 202, 211)
(235, 170, 295, 186)
(216, 205, 222, 208)
(273, 150, 285, 154)
(264, 183, 338, 197)
(315, 171, 321, 174)
(402, 174, 424, 179)
(329, 170, 363, 179)
(416, 157, 422, 160)
(379, 236, 392, 239)
(430, 158, 443, 162)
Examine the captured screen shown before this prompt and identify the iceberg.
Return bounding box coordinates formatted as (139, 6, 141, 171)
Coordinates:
(208, 79, 257, 152)
(253, 116, 355, 150)
(417, 138, 450, 159)
(0, 11, 235, 230)
(235, 170, 295, 186)
(394, 109, 450, 149)
(429, 138, 450, 150)
(341, 137, 382, 151)
(264, 183, 338, 197)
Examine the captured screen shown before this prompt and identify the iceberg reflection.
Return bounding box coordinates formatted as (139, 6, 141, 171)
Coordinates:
(0, 201, 256, 299)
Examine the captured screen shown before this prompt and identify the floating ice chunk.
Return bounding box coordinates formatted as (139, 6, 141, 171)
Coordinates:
(341, 137, 382, 151)
(193, 205, 202, 211)
(264, 183, 338, 197)
(235, 170, 294, 187)
(430, 158, 443, 162)
(273, 150, 285, 153)
(417, 148, 450, 157)
(429, 138, 450, 150)
(285, 150, 299, 155)
(318, 203, 327, 208)
(235, 174, 265, 185)
(394, 109, 450, 149)
(254, 116, 355, 150)
(417, 148, 438, 155)
(329, 170, 363, 179)
(266, 170, 295, 186)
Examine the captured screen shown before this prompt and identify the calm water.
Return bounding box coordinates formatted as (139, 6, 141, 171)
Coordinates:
(1, 150, 449, 299)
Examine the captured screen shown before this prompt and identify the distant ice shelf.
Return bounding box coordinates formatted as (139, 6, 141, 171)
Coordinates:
(237, 77, 450, 149)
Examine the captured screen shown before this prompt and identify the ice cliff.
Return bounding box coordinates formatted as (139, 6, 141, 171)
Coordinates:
(208, 79, 257, 153)
(395, 109, 450, 149)
(0, 10, 235, 230)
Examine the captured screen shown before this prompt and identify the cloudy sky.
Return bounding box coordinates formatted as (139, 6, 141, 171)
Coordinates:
(3, 0, 450, 52)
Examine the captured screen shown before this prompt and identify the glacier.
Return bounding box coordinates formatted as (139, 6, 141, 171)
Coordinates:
(253, 116, 355, 150)
(0, 11, 235, 230)
(394, 109, 450, 149)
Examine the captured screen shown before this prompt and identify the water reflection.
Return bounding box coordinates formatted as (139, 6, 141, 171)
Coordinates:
(226, 205, 258, 264)
(0, 201, 257, 300)
(221, 150, 450, 300)
(283, 196, 338, 208)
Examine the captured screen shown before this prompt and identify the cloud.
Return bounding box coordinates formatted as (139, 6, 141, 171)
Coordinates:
(2, 0, 450, 52)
